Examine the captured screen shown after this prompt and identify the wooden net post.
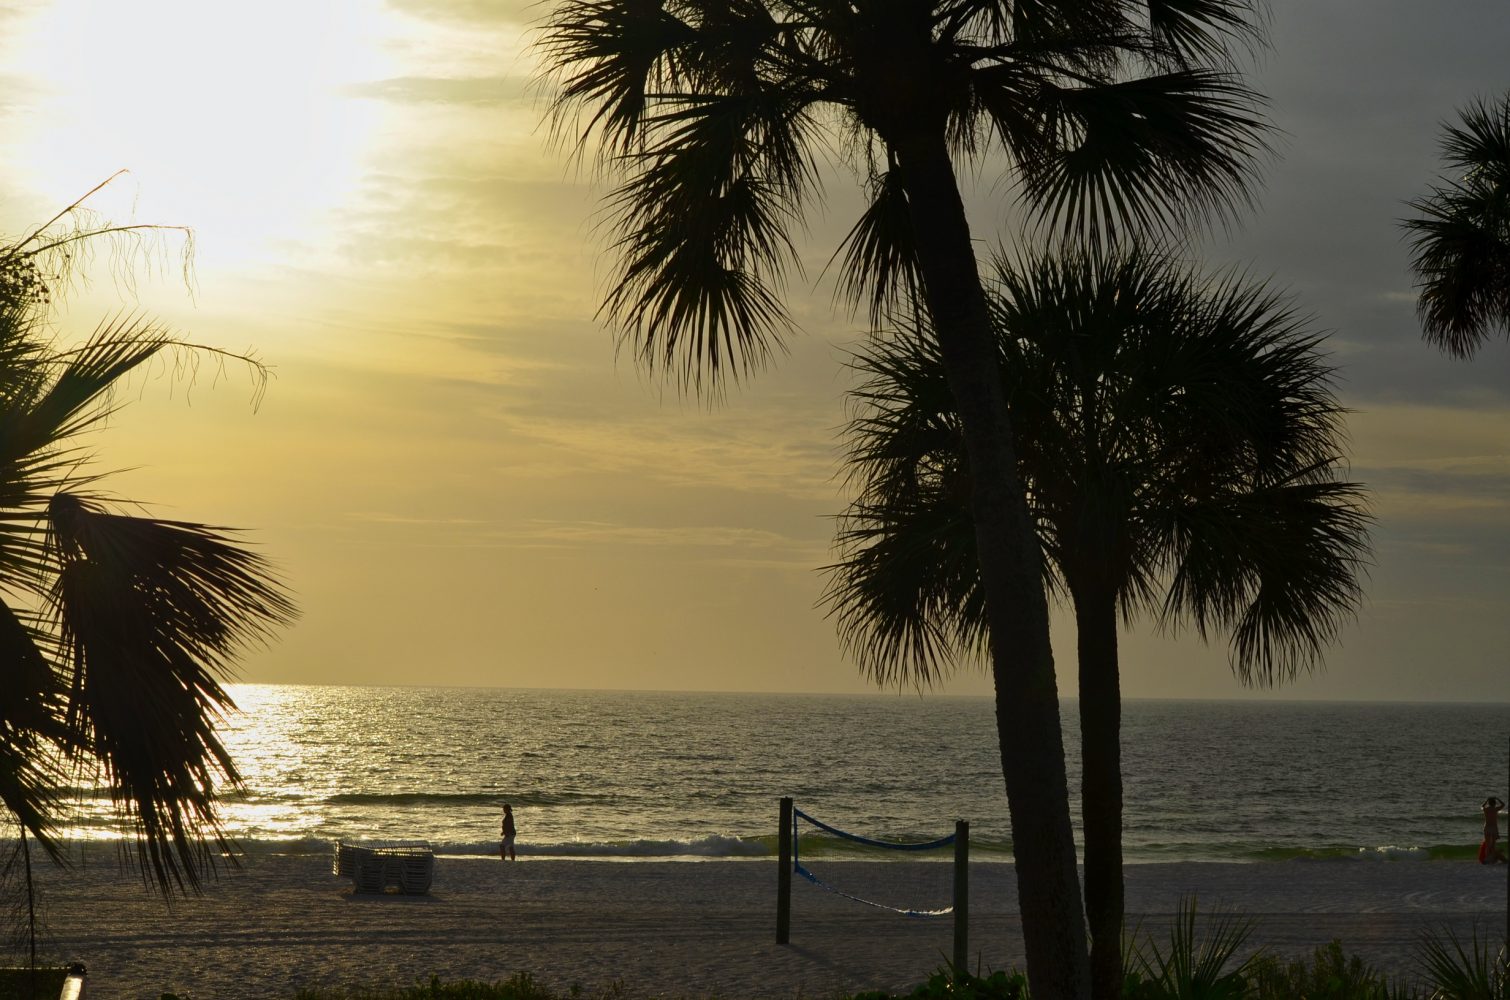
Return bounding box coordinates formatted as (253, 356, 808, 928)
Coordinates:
(953, 819, 969, 975)
(778, 797, 793, 944)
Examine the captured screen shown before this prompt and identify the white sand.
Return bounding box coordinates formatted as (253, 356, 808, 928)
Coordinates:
(23, 852, 1508, 999)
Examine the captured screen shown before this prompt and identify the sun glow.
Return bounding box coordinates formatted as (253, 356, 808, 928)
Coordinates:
(5, 1, 396, 267)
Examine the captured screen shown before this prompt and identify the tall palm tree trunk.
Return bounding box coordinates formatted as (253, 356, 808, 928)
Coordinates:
(894, 134, 1090, 1000)
(1073, 585, 1124, 1000)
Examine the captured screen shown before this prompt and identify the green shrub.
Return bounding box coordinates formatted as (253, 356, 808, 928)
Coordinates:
(294, 972, 577, 1000)
(849, 967, 1030, 1000)
(1122, 898, 1255, 1000)
(283, 927, 1510, 1000)
(1415, 927, 1509, 1000)
(1246, 940, 1401, 1000)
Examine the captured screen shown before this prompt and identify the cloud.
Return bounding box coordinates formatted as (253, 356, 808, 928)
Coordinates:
(506, 518, 820, 551)
(385, 0, 532, 24)
(328, 512, 829, 567)
(345, 75, 528, 107)
(490, 400, 845, 502)
(343, 512, 492, 526)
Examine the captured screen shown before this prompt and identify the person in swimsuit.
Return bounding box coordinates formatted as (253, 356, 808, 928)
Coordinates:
(1483, 796, 1505, 864)
(501, 802, 517, 862)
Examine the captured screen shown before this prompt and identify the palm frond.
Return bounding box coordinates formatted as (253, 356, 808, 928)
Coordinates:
(828, 244, 1369, 690)
(1127, 896, 1255, 999)
(601, 87, 817, 391)
(1018, 69, 1270, 243)
(0, 196, 295, 899)
(22, 315, 173, 445)
(825, 491, 989, 687)
(1142, 0, 1264, 68)
(1401, 91, 1510, 358)
(831, 167, 924, 327)
(1403, 197, 1510, 357)
(540, 0, 703, 156)
(46, 493, 297, 893)
(0, 172, 196, 311)
(0, 601, 65, 864)
(1414, 924, 1509, 1000)
(1157, 473, 1371, 685)
(823, 326, 988, 685)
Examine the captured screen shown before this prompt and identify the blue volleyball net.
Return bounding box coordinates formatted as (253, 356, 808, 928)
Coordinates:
(791, 806, 956, 918)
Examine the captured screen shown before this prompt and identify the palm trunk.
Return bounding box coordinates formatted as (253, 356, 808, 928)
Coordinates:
(894, 133, 1090, 1000)
(1073, 585, 1124, 1000)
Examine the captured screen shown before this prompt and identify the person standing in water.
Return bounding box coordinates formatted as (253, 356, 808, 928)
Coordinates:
(1482, 796, 1505, 864)
(501, 803, 517, 862)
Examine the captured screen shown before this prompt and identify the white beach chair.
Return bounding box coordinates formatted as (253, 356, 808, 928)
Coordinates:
(336, 840, 434, 894)
(353, 850, 386, 893)
(333, 841, 358, 878)
(397, 850, 434, 894)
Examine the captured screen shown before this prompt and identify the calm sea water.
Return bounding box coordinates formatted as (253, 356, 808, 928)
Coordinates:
(57, 686, 1509, 863)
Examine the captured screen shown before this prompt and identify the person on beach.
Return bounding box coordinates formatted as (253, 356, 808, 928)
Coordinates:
(1482, 796, 1505, 864)
(501, 803, 517, 861)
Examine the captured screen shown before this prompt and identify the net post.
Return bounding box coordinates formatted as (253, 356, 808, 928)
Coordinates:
(778, 797, 793, 944)
(953, 819, 969, 976)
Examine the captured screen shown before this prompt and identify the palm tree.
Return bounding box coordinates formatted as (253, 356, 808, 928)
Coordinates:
(824, 244, 1371, 1000)
(1402, 91, 1510, 358)
(0, 197, 296, 895)
(537, 3, 1270, 993)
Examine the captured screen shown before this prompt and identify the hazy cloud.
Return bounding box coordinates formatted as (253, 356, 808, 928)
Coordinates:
(345, 74, 528, 107)
(385, 0, 532, 25)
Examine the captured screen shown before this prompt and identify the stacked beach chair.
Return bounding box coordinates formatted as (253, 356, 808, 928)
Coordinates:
(333, 840, 435, 894)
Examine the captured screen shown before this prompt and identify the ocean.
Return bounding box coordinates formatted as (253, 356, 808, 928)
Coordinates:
(57, 686, 1509, 864)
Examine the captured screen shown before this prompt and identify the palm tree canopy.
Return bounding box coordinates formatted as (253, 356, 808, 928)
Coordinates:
(0, 203, 296, 894)
(1402, 91, 1510, 358)
(539, 0, 1270, 391)
(541, 9, 1273, 993)
(824, 244, 1372, 687)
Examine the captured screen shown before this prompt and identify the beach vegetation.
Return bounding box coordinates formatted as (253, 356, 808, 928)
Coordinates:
(293, 972, 616, 1000)
(1401, 90, 1510, 359)
(852, 968, 1030, 1000)
(279, 924, 1508, 1000)
(854, 918, 1500, 1000)
(534, 1, 1272, 995)
(823, 245, 1370, 994)
(1245, 941, 1403, 1000)
(1414, 926, 1509, 1000)
(1121, 900, 1254, 1000)
(0, 181, 296, 896)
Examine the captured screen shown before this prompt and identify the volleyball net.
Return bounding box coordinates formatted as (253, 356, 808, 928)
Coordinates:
(791, 805, 957, 917)
(776, 798, 969, 967)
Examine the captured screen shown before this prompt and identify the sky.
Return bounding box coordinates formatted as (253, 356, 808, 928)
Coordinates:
(0, 0, 1504, 701)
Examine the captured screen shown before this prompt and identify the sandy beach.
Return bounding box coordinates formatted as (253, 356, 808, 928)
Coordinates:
(18, 851, 1505, 999)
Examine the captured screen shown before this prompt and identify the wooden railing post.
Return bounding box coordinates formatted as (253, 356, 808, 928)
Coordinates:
(778, 797, 793, 944)
(953, 819, 969, 976)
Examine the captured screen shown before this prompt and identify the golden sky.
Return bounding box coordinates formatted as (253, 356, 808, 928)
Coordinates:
(0, 0, 1505, 701)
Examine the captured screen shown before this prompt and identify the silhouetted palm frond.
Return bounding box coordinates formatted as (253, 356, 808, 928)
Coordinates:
(825, 243, 1371, 686)
(538, 0, 1272, 394)
(542, 5, 1276, 991)
(0, 198, 296, 895)
(46, 495, 295, 892)
(1403, 91, 1510, 358)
